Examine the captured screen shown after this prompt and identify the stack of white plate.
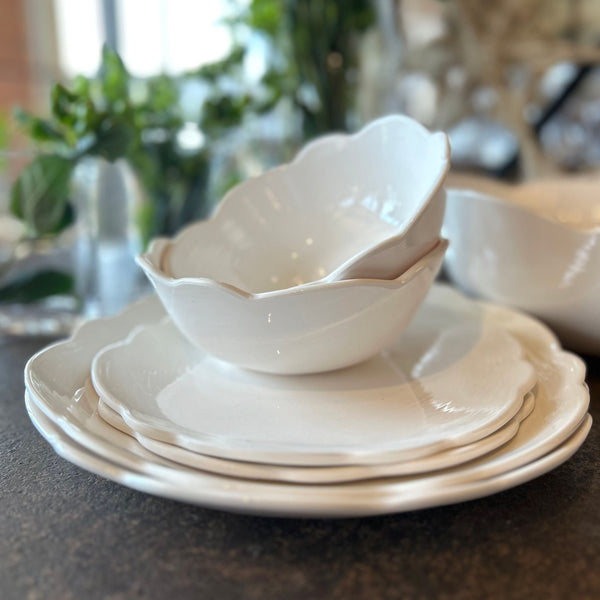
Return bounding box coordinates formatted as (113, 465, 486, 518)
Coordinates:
(24, 284, 591, 518)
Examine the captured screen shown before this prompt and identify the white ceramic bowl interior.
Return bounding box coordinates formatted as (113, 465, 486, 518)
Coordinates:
(443, 182, 600, 354)
(162, 115, 449, 293)
(137, 238, 448, 374)
(510, 177, 600, 231)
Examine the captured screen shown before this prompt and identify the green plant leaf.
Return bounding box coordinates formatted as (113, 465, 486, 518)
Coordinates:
(91, 118, 136, 162)
(246, 0, 283, 35)
(10, 154, 75, 237)
(0, 269, 74, 304)
(100, 45, 129, 104)
(146, 75, 179, 112)
(14, 107, 65, 144)
(51, 83, 78, 125)
(200, 93, 249, 136)
(51, 81, 100, 141)
(192, 46, 245, 81)
(71, 75, 91, 98)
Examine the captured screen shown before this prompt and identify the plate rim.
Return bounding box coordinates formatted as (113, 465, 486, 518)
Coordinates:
(94, 391, 535, 484)
(25, 391, 592, 518)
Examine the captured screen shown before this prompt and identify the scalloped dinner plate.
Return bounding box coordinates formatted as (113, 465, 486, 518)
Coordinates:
(25, 393, 591, 518)
(24, 285, 591, 517)
(90, 287, 535, 466)
(96, 392, 535, 484)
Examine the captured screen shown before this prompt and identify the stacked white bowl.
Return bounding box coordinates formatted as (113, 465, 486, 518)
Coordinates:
(137, 116, 451, 374)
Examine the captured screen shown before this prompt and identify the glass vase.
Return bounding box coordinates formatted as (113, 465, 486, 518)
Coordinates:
(73, 157, 150, 319)
(0, 150, 79, 336)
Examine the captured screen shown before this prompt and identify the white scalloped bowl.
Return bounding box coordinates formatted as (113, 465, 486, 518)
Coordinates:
(444, 179, 600, 354)
(136, 239, 447, 374)
(161, 115, 449, 291)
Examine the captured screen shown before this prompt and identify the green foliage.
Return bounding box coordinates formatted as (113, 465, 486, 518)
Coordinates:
(287, 0, 375, 136)
(244, 0, 284, 35)
(192, 46, 246, 81)
(10, 45, 212, 244)
(11, 3, 376, 241)
(100, 45, 129, 103)
(201, 93, 251, 138)
(10, 154, 75, 237)
(7, 46, 218, 301)
(0, 270, 73, 304)
(228, 0, 376, 138)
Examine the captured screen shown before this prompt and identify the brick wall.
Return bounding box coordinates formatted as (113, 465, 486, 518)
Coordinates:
(0, 0, 31, 112)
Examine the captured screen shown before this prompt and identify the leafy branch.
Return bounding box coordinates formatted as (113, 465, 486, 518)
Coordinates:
(5, 47, 208, 303)
(222, 0, 376, 139)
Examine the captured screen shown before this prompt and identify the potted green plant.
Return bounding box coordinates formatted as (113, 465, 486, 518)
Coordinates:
(4, 47, 217, 315)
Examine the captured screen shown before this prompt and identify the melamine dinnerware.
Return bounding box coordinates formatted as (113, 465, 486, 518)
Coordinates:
(444, 178, 600, 353)
(24, 285, 591, 517)
(137, 238, 447, 374)
(91, 284, 534, 466)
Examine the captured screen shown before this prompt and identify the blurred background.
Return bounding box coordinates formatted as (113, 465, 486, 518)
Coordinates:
(1, 0, 600, 330)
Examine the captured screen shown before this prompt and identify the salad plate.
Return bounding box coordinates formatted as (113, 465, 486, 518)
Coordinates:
(24, 286, 591, 517)
(25, 392, 591, 518)
(90, 288, 535, 466)
(96, 392, 535, 483)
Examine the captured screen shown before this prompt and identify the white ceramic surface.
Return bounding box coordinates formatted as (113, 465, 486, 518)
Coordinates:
(26, 393, 591, 518)
(23, 282, 591, 517)
(24, 286, 590, 517)
(444, 183, 600, 354)
(159, 115, 449, 290)
(137, 238, 447, 374)
(97, 392, 535, 483)
(91, 286, 535, 466)
(511, 177, 600, 231)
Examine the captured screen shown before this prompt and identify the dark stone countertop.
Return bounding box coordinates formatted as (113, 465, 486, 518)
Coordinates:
(2, 334, 599, 600)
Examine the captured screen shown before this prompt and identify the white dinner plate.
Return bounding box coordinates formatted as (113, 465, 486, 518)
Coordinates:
(24, 286, 591, 517)
(25, 392, 592, 518)
(97, 391, 535, 483)
(91, 288, 535, 466)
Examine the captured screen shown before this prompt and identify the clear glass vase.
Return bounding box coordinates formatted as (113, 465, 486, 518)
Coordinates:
(73, 157, 150, 319)
(0, 150, 79, 336)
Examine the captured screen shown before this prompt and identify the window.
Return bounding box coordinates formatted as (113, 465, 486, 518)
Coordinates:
(53, 0, 233, 78)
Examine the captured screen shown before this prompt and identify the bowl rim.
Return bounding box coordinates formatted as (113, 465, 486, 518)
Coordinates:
(136, 238, 448, 301)
(162, 114, 450, 284)
(446, 185, 600, 235)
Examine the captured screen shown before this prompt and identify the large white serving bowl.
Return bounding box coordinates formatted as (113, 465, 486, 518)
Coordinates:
(162, 115, 449, 291)
(444, 181, 600, 354)
(137, 238, 447, 374)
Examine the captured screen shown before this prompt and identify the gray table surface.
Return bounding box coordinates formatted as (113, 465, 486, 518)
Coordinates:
(2, 334, 599, 600)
